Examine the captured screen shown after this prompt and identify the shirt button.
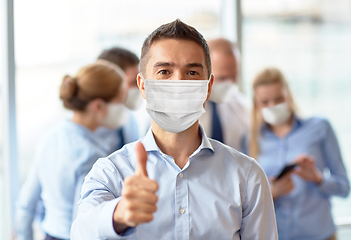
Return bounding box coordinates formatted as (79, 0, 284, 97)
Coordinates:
(179, 173, 184, 179)
(179, 207, 185, 214)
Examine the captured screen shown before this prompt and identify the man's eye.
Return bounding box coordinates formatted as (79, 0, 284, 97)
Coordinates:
(188, 71, 198, 76)
(158, 70, 169, 75)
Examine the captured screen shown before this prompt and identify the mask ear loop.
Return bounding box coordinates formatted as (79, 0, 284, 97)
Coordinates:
(140, 73, 146, 81)
(205, 74, 214, 104)
(207, 74, 214, 88)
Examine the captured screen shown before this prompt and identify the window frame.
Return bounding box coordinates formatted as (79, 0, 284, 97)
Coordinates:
(1, 0, 19, 239)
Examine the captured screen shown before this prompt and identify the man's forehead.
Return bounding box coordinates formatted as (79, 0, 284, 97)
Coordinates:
(211, 50, 235, 61)
(147, 39, 206, 65)
(212, 52, 236, 67)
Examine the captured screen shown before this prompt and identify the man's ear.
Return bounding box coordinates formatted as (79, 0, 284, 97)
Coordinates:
(137, 73, 146, 99)
(206, 74, 214, 101)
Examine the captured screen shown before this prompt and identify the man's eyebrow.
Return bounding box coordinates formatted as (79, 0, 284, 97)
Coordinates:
(186, 63, 204, 69)
(153, 62, 175, 68)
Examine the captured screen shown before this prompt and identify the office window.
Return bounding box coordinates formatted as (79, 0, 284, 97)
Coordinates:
(242, 0, 351, 235)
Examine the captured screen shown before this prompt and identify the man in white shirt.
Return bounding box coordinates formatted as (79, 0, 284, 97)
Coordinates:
(71, 19, 277, 240)
(200, 38, 250, 151)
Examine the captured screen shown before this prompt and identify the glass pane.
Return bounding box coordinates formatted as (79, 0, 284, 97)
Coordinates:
(242, 0, 351, 233)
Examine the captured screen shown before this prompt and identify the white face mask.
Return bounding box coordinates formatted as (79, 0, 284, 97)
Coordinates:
(102, 103, 129, 129)
(125, 88, 144, 110)
(261, 102, 291, 126)
(209, 81, 238, 103)
(144, 78, 209, 133)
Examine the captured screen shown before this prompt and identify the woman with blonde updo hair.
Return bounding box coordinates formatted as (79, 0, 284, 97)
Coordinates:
(60, 60, 128, 130)
(242, 67, 349, 240)
(16, 60, 131, 240)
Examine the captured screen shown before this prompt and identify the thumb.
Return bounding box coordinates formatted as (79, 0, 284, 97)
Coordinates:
(135, 142, 148, 177)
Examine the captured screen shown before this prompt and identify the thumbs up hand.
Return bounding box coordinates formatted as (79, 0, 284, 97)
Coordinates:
(113, 142, 159, 234)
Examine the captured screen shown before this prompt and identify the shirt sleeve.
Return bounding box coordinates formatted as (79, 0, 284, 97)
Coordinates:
(240, 160, 278, 240)
(318, 120, 350, 197)
(15, 164, 42, 240)
(70, 158, 136, 240)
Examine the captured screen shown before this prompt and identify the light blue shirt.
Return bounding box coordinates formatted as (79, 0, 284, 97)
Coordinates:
(71, 126, 278, 240)
(242, 116, 350, 240)
(15, 118, 139, 240)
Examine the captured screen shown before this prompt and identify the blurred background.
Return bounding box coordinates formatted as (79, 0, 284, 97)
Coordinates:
(1, 0, 351, 239)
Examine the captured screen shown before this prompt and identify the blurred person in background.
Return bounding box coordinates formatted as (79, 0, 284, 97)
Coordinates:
(242, 67, 350, 240)
(15, 60, 129, 240)
(199, 38, 250, 151)
(98, 47, 151, 137)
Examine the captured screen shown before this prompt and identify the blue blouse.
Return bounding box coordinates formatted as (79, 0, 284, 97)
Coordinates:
(15, 119, 139, 240)
(242, 116, 350, 240)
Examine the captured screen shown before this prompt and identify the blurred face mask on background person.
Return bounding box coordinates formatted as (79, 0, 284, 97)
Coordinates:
(261, 102, 291, 126)
(102, 103, 129, 129)
(125, 88, 144, 110)
(143, 77, 210, 133)
(209, 80, 238, 103)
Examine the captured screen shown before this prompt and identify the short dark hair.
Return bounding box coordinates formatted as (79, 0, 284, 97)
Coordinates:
(140, 19, 211, 78)
(98, 47, 139, 71)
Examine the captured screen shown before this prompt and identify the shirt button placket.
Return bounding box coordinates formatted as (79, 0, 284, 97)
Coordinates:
(175, 171, 189, 240)
(179, 207, 185, 214)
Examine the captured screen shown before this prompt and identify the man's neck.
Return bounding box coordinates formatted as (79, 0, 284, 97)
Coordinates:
(152, 121, 202, 169)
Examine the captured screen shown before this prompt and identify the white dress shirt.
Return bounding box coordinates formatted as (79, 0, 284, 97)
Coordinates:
(200, 91, 250, 151)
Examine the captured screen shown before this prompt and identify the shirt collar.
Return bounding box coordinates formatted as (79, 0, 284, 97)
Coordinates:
(141, 125, 214, 154)
(198, 125, 214, 152)
(293, 114, 303, 128)
(141, 127, 160, 152)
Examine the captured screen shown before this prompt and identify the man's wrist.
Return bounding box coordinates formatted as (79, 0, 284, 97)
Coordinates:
(113, 201, 129, 234)
(113, 223, 129, 235)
